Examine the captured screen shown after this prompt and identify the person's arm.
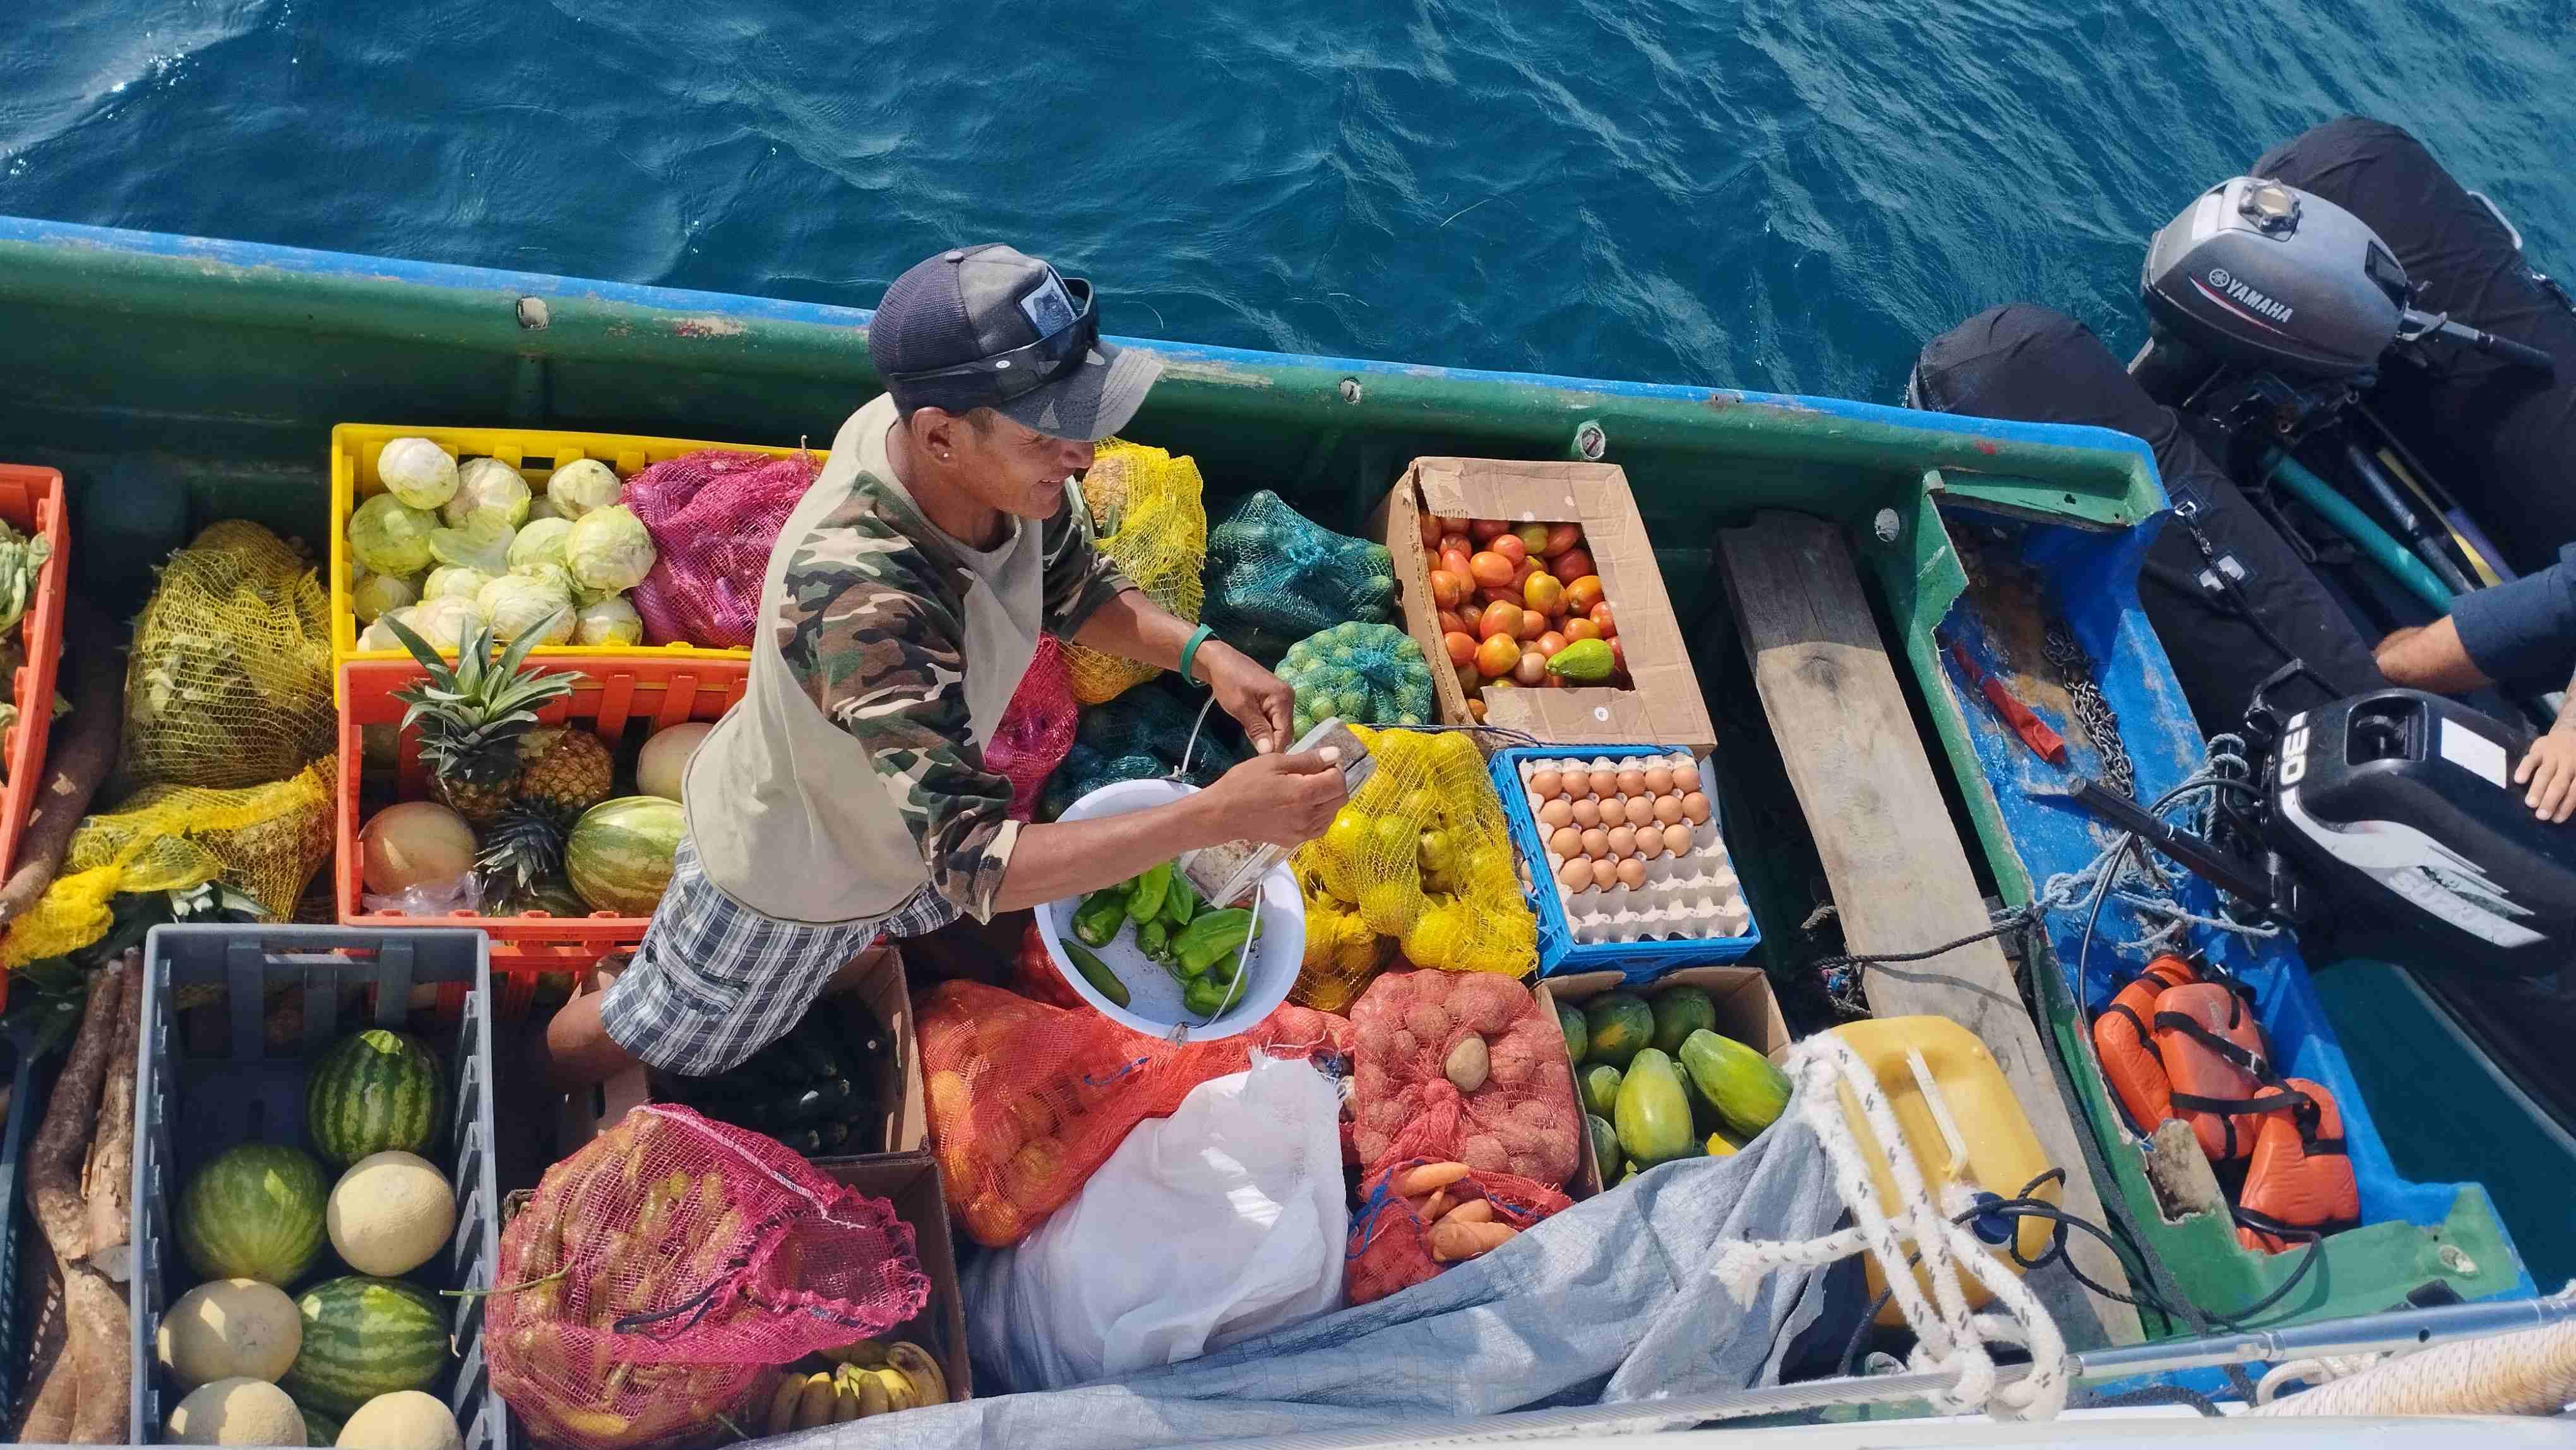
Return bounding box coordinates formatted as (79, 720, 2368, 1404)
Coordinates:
(2375, 619, 2495, 692)
(2516, 665, 2576, 822)
(1036, 480, 1298, 752)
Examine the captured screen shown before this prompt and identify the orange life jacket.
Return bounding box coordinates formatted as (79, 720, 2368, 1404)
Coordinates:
(2151, 981, 2304, 1162)
(2090, 955, 2198, 1134)
(2236, 1077, 2361, 1253)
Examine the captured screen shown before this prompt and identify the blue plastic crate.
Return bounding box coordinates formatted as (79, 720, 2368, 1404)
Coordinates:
(131, 925, 506, 1450)
(1489, 744, 1760, 984)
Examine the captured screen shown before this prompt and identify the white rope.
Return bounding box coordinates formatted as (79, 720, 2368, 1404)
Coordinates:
(1710, 1034, 2070, 1422)
(2253, 1352, 2390, 1405)
(2252, 1310, 2576, 1417)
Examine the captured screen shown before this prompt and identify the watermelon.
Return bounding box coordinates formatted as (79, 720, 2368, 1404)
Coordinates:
(281, 1275, 450, 1418)
(179, 1142, 328, 1286)
(308, 1028, 446, 1168)
(566, 794, 683, 915)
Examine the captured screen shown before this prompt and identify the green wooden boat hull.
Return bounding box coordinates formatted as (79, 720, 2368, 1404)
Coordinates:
(0, 215, 2521, 1339)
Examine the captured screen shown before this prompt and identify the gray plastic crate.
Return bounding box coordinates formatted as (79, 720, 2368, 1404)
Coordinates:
(130, 925, 506, 1450)
(0, 1028, 42, 1428)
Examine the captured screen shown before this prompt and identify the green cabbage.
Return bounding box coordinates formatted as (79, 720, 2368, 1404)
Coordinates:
(575, 595, 644, 646)
(350, 570, 419, 623)
(477, 572, 575, 646)
(445, 457, 532, 530)
(422, 565, 492, 601)
(564, 503, 657, 592)
(508, 517, 573, 575)
(377, 437, 459, 511)
(546, 458, 623, 520)
(349, 494, 440, 577)
(428, 517, 516, 575)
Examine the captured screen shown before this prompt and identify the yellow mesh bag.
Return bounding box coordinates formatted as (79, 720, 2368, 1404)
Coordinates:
(3, 763, 337, 968)
(1289, 726, 1535, 1009)
(119, 521, 335, 794)
(1066, 439, 1206, 704)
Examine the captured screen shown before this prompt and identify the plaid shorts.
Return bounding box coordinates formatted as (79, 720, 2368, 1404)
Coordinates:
(597, 835, 958, 1076)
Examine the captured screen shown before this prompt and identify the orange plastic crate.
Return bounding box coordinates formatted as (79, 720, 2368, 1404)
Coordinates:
(0, 467, 67, 883)
(335, 657, 746, 1014)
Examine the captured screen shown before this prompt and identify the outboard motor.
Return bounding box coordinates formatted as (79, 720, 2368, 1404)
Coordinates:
(2131, 176, 2555, 410)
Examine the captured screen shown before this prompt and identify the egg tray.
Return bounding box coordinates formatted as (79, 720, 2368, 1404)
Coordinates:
(1488, 745, 1762, 984)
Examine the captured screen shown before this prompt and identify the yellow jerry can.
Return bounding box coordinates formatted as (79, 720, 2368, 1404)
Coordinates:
(1827, 1016, 2056, 1325)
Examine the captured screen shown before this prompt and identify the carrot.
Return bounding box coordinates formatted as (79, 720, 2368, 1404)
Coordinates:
(82, 954, 141, 1282)
(1390, 1161, 1470, 1198)
(1438, 1199, 1496, 1226)
(1427, 1220, 1517, 1263)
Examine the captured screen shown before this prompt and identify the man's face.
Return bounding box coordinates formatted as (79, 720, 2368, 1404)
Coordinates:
(947, 411, 1095, 520)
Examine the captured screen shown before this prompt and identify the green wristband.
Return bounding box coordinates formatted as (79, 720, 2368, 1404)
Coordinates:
(1179, 623, 1216, 686)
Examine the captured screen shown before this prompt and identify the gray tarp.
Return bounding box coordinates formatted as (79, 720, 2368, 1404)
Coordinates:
(778, 1113, 1842, 1449)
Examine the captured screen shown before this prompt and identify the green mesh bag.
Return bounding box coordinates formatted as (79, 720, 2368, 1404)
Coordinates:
(1040, 676, 1249, 820)
(1278, 623, 1435, 738)
(1202, 491, 1397, 662)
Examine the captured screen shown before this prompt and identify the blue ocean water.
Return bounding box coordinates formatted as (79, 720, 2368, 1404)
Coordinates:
(1, 1, 2569, 400)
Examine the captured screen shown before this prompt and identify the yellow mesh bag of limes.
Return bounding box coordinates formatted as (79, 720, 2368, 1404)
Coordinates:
(1065, 440, 1206, 705)
(1289, 726, 1535, 1011)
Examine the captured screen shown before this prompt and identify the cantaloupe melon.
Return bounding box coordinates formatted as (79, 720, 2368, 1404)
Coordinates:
(325, 1151, 455, 1277)
(158, 1278, 303, 1387)
(167, 1377, 307, 1446)
(335, 1390, 462, 1450)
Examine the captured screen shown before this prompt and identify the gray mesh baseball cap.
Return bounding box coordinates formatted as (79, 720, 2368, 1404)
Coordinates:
(869, 244, 1162, 441)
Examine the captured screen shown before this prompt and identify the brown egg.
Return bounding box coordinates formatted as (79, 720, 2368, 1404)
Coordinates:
(1558, 858, 1594, 892)
(1681, 791, 1712, 825)
(1662, 822, 1693, 854)
(1562, 767, 1595, 798)
(1643, 764, 1674, 796)
(1588, 769, 1619, 798)
(1674, 762, 1703, 793)
(1615, 858, 1647, 890)
(1616, 767, 1647, 796)
(1589, 857, 1619, 889)
(1549, 826, 1583, 860)
(1652, 794, 1686, 826)
(1571, 797, 1602, 828)
(1580, 827, 1609, 860)
(1606, 825, 1638, 857)
(1634, 829, 1664, 860)
(1597, 795, 1628, 827)
(1529, 768, 1562, 798)
(1537, 798, 1574, 830)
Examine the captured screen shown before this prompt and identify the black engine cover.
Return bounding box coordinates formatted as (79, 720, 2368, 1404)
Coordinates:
(2267, 690, 2576, 974)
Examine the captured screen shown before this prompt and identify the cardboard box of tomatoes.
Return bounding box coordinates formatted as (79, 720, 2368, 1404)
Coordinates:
(1372, 459, 1715, 752)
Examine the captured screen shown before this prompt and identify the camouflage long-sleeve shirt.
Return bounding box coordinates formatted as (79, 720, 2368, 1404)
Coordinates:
(768, 398, 1130, 921)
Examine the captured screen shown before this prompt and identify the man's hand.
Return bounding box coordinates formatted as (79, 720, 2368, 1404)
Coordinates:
(2516, 728, 2576, 822)
(1210, 748, 1347, 846)
(1199, 642, 1297, 754)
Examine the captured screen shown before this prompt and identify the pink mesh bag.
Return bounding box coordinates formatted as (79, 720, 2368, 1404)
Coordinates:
(624, 450, 821, 647)
(1345, 1157, 1570, 1305)
(487, 1105, 929, 1450)
(1347, 968, 1580, 1187)
(986, 636, 1078, 821)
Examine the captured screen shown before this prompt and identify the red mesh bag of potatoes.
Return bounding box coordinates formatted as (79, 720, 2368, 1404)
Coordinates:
(1345, 1157, 1570, 1305)
(918, 980, 1352, 1247)
(1347, 968, 1578, 1186)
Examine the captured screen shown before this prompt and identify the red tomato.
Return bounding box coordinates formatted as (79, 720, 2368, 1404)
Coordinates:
(1440, 546, 1474, 580)
(1563, 618, 1602, 643)
(1440, 532, 1472, 558)
(1541, 522, 1583, 558)
(1434, 515, 1470, 537)
(1443, 630, 1478, 666)
(1589, 602, 1616, 638)
(1418, 513, 1443, 550)
(1551, 547, 1595, 582)
(1468, 551, 1517, 588)
(1563, 575, 1606, 613)
(1474, 632, 1520, 678)
(1428, 568, 1468, 609)
(1535, 630, 1568, 658)
(1477, 600, 1523, 640)
(1478, 585, 1521, 607)
(1469, 518, 1510, 542)
(1513, 522, 1551, 554)
(1436, 608, 1466, 635)
(1512, 650, 1547, 686)
(1489, 533, 1528, 567)
(1523, 572, 1565, 614)
(1609, 638, 1627, 674)
(1521, 608, 1548, 640)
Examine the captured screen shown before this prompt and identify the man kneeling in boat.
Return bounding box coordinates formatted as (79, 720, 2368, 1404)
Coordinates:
(542, 244, 1345, 1089)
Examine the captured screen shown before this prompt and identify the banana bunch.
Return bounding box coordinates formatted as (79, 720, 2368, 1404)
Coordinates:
(763, 1341, 949, 1431)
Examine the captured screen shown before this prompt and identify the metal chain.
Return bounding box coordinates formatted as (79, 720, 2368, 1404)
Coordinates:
(2042, 623, 2134, 798)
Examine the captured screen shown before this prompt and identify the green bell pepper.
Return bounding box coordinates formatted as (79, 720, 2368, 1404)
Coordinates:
(1183, 976, 1231, 1017)
(1127, 861, 1173, 926)
(1137, 918, 1171, 962)
(1162, 872, 1198, 930)
(1174, 907, 1256, 976)
(1071, 889, 1130, 949)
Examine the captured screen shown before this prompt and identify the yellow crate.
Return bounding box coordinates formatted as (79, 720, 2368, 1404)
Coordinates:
(328, 423, 816, 696)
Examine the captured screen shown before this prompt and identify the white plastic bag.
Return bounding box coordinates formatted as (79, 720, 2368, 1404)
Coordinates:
(966, 1052, 1348, 1391)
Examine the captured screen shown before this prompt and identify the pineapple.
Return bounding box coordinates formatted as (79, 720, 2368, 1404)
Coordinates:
(477, 800, 573, 910)
(385, 617, 575, 824)
(517, 726, 614, 815)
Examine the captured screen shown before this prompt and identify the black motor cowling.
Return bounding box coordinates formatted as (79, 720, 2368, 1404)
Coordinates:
(2140, 177, 2414, 381)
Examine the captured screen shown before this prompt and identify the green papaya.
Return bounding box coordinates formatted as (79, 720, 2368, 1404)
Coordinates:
(1613, 1047, 1696, 1168)
(1679, 1069, 1725, 1136)
(1583, 992, 1655, 1069)
(1556, 998, 1588, 1067)
(1705, 1127, 1742, 1158)
(1676, 1028, 1792, 1139)
(1587, 1112, 1625, 1181)
(1648, 984, 1719, 1055)
(1580, 1063, 1623, 1119)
